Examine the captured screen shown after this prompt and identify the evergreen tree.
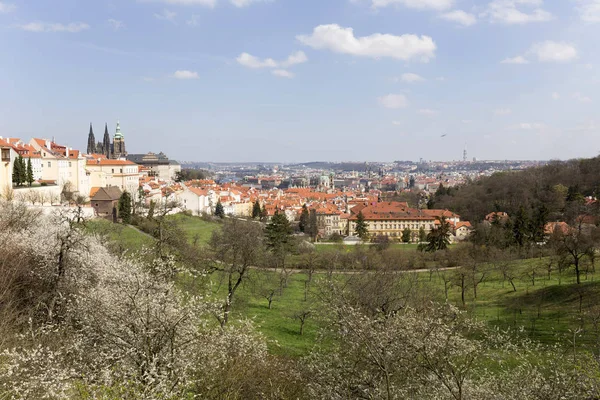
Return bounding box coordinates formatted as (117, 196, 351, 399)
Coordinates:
(118, 191, 132, 224)
(252, 200, 262, 219)
(26, 158, 34, 187)
(402, 228, 412, 243)
(354, 211, 369, 240)
(265, 211, 294, 258)
(425, 217, 451, 252)
(215, 200, 225, 219)
(308, 209, 318, 240)
(12, 155, 25, 186)
(418, 226, 427, 243)
(512, 206, 529, 247)
(299, 204, 309, 233)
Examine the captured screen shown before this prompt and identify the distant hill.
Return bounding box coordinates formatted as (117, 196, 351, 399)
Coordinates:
(431, 156, 600, 223)
(290, 162, 369, 172)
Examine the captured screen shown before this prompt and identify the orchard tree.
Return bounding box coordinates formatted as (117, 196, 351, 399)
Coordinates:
(209, 219, 264, 327)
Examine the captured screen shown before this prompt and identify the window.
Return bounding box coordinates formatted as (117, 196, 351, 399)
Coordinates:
(120, 168, 123, 173)
(112, 169, 114, 173)
(47, 161, 51, 167)
(1, 149, 9, 162)
(69, 162, 72, 167)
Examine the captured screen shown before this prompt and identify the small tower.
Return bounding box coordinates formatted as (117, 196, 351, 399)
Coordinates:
(103, 123, 111, 159)
(113, 120, 127, 159)
(87, 123, 96, 154)
(463, 142, 468, 163)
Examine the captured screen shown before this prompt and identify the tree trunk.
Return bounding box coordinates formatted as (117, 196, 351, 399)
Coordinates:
(575, 259, 581, 284)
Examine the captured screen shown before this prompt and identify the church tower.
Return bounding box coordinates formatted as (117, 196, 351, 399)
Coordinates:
(87, 123, 96, 154)
(112, 120, 126, 159)
(102, 123, 111, 159)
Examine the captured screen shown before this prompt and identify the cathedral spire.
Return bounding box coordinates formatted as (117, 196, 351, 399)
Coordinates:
(87, 123, 96, 154)
(103, 123, 111, 159)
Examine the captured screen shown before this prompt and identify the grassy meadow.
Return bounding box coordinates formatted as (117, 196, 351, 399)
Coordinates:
(90, 214, 600, 358)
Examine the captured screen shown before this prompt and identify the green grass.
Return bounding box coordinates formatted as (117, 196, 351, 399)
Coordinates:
(86, 219, 155, 252)
(89, 214, 600, 357)
(168, 214, 220, 245)
(314, 243, 420, 253)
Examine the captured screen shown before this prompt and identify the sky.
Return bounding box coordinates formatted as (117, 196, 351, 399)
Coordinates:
(1, 0, 599, 163)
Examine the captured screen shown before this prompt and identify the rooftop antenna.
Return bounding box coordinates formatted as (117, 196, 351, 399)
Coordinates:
(463, 142, 468, 162)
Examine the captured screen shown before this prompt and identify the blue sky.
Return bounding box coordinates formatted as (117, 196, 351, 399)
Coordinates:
(1, 0, 599, 162)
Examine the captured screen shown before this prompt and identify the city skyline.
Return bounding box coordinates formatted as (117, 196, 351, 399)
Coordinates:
(1, 0, 599, 162)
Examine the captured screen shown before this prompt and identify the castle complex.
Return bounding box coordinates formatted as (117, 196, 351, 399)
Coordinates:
(87, 121, 127, 159)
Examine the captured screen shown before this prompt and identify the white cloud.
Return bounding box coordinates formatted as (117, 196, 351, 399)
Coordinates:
(237, 53, 278, 68)
(154, 9, 177, 21)
(392, 120, 402, 125)
(16, 22, 90, 33)
(297, 24, 436, 62)
(0, 2, 15, 13)
(552, 92, 560, 100)
(370, 0, 454, 11)
(501, 55, 529, 64)
(482, 0, 553, 24)
(230, 0, 273, 7)
(573, 92, 592, 102)
(577, 0, 600, 22)
(401, 72, 425, 83)
(172, 70, 199, 79)
(436, 76, 446, 81)
(280, 51, 308, 67)
(272, 69, 295, 78)
(418, 108, 437, 115)
(494, 108, 511, 115)
(378, 94, 409, 109)
(236, 51, 307, 69)
(530, 41, 577, 63)
(108, 19, 124, 30)
(514, 122, 545, 130)
(236, 51, 306, 77)
(440, 10, 477, 26)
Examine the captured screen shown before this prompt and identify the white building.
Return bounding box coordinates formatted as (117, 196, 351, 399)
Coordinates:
(86, 157, 140, 194)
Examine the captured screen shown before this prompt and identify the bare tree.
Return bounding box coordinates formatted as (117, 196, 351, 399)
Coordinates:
(209, 219, 264, 327)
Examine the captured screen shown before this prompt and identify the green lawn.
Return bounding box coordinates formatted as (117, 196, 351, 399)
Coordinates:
(88, 214, 600, 358)
(168, 213, 220, 245)
(86, 219, 155, 253)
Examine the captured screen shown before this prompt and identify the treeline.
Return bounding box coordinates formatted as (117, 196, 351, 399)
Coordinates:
(429, 156, 600, 224)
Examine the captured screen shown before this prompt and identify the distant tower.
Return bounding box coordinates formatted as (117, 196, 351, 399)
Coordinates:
(87, 123, 96, 154)
(463, 142, 468, 162)
(103, 123, 111, 158)
(112, 120, 127, 159)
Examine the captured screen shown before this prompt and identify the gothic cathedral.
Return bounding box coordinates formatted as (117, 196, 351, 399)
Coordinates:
(87, 121, 127, 159)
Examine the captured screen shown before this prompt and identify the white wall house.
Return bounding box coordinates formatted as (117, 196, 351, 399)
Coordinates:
(86, 158, 140, 194)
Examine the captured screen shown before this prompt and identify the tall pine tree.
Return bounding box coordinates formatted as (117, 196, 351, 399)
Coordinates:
(12, 155, 25, 186)
(26, 158, 34, 187)
(215, 200, 225, 219)
(299, 204, 309, 233)
(252, 200, 261, 219)
(118, 191, 132, 224)
(354, 211, 369, 240)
